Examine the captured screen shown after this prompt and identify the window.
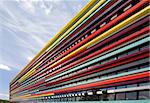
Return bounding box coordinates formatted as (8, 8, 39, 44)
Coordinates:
(117, 85, 126, 89)
(139, 82, 150, 86)
(138, 90, 150, 100)
(123, 4, 132, 11)
(126, 92, 137, 100)
(140, 44, 149, 51)
(128, 48, 139, 55)
(107, 87, 115, 90)
(140, 64, 149, 68)
(128, 67, 138, 72)
(117, 69, 127, 74)
(100, 22, 106, 28)
(127, 84, 137, 88)
(100, 75, 107, 79)
(118, 52, 127, 59)
(107, 72, 116, 77)
(101, 60, 108, 64)
(107, 93, 115, 100)
(91, 29, 96, 34)
(76, 96, 82, 101)
(116, 92, 125, 100)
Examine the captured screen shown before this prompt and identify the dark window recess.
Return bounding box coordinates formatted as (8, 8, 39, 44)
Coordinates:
(107, 72, 116, 77)
(36, 35, 149, 94)
(138, 90, 150, 100)
(118, 52, 127, 59)
(128, 67, 139, 72)
(116, 92, 126, 100)
(100, 74, 107, 79)
(117, 69, 128, 74)
(117, 85, 126, 89)
(140, 44, 149, 51)
(139, 82, 150, 86)
(127, 84, 138, 88)
(128, 48, 139, 55)
(140, 63, 149, 68)
(101, 60, 108, 64)
(107, 87, 116, 90)
(126, 91, 137, 100)
(107, 93, 115, 100)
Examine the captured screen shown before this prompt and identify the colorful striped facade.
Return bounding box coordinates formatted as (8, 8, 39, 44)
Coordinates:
(10, 0, 150, 102)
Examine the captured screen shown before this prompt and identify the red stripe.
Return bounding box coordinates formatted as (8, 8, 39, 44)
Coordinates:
(13, 32, 149, 93)
(45, 26, 149, 79)
(36, 71, 149, 95)
(14, 50, 148, 94)
(45, 49, 149, 86)
(28, 0, 148, 82)
(50, 0, 149, 68)
(36, 0, 118, 71)
(16, 49, 149, 94)
(30, 0, 120, 77)
(97, 77, 149, 90)
(10, 0, 149, 92)
(14, 0, 147, 88)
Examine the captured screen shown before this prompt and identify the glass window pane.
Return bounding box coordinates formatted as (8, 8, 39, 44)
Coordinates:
(107, 87, 116, 90)
(107, 93, 115, 100)
(140, 44, 149, 51)
(117, 69, 128, 74)
(138, 90, 150, 100)
(128, 67, 138, 72)
(140, 64, 149, 68)
(108, 72, 116, 77)
(100, 75, 107, 79)
(117, 85, 126, 89)
(126, 92, 137, 100)
(101, 88, 107, 91)
(127, 84, 138, 88)
(116, 93, 125, 100)
(128, 48, 139, 55)
(118, 53, 127, 59)
(139, 82, 150, 86)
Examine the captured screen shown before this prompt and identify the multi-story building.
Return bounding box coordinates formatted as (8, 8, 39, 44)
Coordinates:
(10, 0, 149, 102)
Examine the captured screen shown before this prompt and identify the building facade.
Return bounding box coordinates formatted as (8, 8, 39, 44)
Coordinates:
(10, 0, 149, 102)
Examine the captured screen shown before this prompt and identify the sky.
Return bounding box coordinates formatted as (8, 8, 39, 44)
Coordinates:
(0, 0, 89, 100)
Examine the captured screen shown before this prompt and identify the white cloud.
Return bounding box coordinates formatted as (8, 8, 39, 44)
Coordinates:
(27, 56, 33, 61)
(0, 0, 89, 101)
(21, 0, 35, 13)
(0, 64, 11, 71)
(0, 0, 90, 71)
(0, 93, 9, 97)
(0, 93, 9, 100)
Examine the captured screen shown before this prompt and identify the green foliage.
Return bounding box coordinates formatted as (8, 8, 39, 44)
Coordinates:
(0, 99, 9, 103)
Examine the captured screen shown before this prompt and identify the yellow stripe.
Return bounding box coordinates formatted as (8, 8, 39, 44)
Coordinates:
(13, 93, 54, 100)
(46, 0, 106, 52)
(11, 0, 97, 84)
(13, 61, 42, 85)
(32, 93, 54, 98)
(19, 61, 43, 82)
(50, 6, 149, 68)
(18, 68, 35, 83)
(14, 0, 101, 82)
(13, 94, 31, 99)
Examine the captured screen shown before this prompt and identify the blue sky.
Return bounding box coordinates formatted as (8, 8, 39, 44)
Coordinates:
(0, 0, 89, 100)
